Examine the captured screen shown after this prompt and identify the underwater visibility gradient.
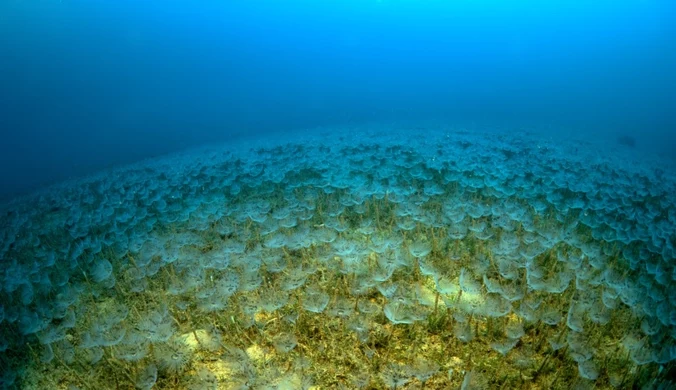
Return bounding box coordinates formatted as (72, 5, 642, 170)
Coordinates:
(1, 0, 676, 389)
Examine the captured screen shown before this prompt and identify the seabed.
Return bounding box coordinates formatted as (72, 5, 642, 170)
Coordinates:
(0, 125, 674, 389)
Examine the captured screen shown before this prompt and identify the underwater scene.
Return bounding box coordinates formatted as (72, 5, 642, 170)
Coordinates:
(1, 0, 676, 389)
(1, 126, 675, 389)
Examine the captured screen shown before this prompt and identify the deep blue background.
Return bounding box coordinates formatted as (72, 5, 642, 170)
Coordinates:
(1, 0, 675, 201)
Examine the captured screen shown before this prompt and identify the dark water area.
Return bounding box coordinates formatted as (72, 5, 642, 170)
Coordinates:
(1, 0, 675, 201)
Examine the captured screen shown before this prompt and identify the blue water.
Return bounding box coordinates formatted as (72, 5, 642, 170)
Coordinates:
(1, 0, 675, 201)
